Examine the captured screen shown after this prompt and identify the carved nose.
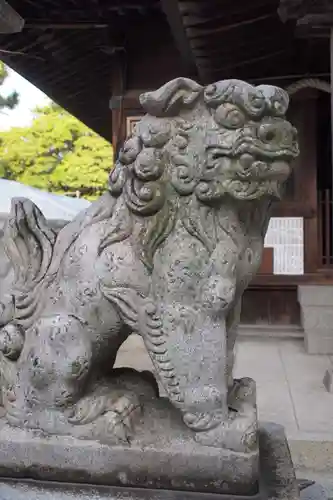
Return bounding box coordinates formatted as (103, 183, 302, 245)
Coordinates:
(259, 123, 278, 143)
(258, 121, 297, 149)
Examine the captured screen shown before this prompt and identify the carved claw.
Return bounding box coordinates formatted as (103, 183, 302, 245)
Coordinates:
(106, 395, 142, 444)
(68, 391, 142, 445)
(183, 410, 222, 432)
(67, 395, 108, 425)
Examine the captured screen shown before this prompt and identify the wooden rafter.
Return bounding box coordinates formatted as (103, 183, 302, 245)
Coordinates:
(180, 0, 276, 28)
(278, 0, 333, 36)
(187, 13, 274, 38)
(206, 50, 289, 74)
(160, 0, 197, 77)
(172, 0, 299, 82)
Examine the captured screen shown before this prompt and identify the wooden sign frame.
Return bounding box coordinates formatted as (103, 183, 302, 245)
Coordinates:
(126, 116, 142, 137)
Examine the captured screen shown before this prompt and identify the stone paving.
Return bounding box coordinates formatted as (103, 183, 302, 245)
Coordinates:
(235, 337, 333, 438)
(116, 334, 333, 437)
(115, 334, 333, 474)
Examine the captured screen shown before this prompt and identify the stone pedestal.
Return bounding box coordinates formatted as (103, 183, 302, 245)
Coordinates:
(0, 419, 304, 500)
(0, 480, 325, 500)
(0, 401, 258, 497)
(298, 285, 333, 354)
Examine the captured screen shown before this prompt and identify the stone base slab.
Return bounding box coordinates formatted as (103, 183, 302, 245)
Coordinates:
(0, 476, 324, 499)
(0, 479, 266, 500)
(0, 399, 258, 497)
(0, 419, 305, 499)
(0, 479, 272, 500)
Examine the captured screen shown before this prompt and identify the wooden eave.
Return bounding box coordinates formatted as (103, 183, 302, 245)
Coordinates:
(0, 0, 330, 139)
(173, 0, 329, 83)
(0, 0, 183, 139)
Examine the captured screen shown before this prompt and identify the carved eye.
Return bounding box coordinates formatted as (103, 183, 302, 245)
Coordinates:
(249, 92, 265, 110)
(205, 83, 217, 97)
(272, 98, 286, 116)
(214, 104, 246, 129)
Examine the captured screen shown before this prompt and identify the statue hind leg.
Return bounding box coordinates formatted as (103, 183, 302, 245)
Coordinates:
(1, 311, 158, 444)
(0, 198, 159, 443)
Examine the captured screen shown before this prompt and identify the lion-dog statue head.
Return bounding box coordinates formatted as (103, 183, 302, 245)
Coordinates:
(109, 78, 299, 272)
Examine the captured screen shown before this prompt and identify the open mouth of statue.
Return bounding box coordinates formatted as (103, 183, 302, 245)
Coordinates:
(237, 154, 291, 181)
(208, 144, 297, 182)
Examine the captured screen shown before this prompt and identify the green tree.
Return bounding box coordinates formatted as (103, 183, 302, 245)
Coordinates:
(0, 102, 113, 199)
(0, 62, 19, 110)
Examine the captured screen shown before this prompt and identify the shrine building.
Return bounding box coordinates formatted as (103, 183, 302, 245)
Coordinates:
(0, 0, 332, 352)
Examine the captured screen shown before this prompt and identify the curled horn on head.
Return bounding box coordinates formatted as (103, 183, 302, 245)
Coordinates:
(139, 77, 203, 117)
(256, 85, 289, 117)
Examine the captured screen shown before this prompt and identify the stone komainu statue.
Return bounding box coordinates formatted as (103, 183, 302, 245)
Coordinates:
(0, 78, 298, 450)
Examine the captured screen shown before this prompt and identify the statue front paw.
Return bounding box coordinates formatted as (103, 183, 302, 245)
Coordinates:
(192, 378, 258, 452)
(194, 411, 258, 453)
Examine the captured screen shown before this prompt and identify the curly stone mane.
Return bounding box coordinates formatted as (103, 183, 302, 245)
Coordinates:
(103, 78, 295, 270)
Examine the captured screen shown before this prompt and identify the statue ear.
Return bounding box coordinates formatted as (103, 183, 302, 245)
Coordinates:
(139, 78, 203, 117)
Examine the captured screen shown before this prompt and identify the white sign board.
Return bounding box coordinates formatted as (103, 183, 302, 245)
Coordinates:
(264, 217, 304, 275)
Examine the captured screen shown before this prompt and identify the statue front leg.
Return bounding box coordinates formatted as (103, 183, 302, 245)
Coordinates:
(179, 305, 257, 452)
(181, 308, 230, 430)
(143, 279, 257, 452)
(226, 298, 242, 390)
(142, 299, 230, 429)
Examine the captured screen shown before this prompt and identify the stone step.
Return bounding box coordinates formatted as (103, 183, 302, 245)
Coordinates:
(238, 323, 304, 339)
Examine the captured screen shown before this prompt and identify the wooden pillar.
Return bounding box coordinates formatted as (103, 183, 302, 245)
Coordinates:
(331, 29, 333, 174)
(287, 90, 319, 272)
(301, 93, 319, 272)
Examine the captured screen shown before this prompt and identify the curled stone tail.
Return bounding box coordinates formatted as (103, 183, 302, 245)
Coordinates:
(3, 197, 57, 328)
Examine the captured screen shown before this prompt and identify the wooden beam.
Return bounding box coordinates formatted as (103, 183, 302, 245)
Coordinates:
(25, 22, 108, 29)
(187, 13, 274, 38)
(251, 272, 333, 286)
(195, 37, 291, 69)
(160, 0, 198, 76)
(192, 32, 291, 57)
(206, 50, 288, 73)
(185, 16, 287, 53)
(295, 92, 319, 273)
(181, 0, 274, 28)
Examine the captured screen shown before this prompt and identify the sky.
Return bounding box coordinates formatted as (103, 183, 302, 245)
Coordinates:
(0, 66, 49, 130)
